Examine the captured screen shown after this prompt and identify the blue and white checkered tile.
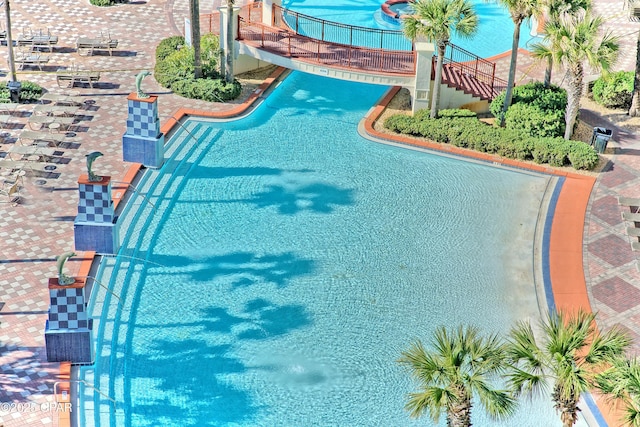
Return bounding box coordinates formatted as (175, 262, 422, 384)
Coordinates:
(48, 287, 89, 330)
(77, 182, 114, 222)
(126, 98, 160, 137)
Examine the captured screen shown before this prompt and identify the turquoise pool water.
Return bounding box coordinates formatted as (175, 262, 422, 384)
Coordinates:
(281, 0, 539, 58)
(81, 72, 585, 426)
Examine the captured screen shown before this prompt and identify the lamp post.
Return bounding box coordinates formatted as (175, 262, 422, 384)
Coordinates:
(1, 0, 16, 83)
(1, 0, 19, 102)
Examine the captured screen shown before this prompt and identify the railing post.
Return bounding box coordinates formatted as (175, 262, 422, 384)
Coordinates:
(295, 13, 299, 34)
(261, 25, 264, 47)
(272, 3, 276, 27)
(491, 62, 496, 92)
(322, 20, 325, 42)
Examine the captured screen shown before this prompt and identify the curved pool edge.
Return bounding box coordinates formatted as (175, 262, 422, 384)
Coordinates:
(361, 86, 613, 426)
(64, 66, 289, 427)
(70, 77, 610, 427)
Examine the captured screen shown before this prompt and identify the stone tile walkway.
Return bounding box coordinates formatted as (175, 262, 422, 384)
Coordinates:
(0, 0, 637, 426)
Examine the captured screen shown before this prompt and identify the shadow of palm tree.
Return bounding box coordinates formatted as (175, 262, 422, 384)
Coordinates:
(150, 251, 315, 289)
(0, 345, 55, 402)
(222, 182, 354, 215)
(116, 298, 312, 425)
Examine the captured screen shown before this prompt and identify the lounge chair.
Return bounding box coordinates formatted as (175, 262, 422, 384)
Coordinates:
(12, 52, 50, 71)
(622, 211, 640, 222)
(56, 69, 101, 88)
(8, 145, 58, 161)
(19, 130, 67, 146)
(0, 179, 20, 203)
(619, 196, 640, 208)
(76, 37, 118, 56)
(0, 159, 57, 174)
(27, 115, 75, 131)
(627, 227, 640, 238)
(17, 34, 58, 52)
(34, 104, 80, 116)
(0, 114, 12, 127)
(40, 93, 85, 106)
(0, 103, 20, 114)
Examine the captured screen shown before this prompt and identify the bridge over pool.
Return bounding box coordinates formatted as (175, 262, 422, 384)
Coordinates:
(204, 1, 508, 112)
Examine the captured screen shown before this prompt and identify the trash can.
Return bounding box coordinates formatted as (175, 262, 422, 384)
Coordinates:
(590, 127, 612, 154)
(7, 81, 21, 103)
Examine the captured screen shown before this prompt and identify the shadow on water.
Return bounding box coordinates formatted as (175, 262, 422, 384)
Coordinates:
(123, 299, 312, 426)
(220, 183, 355, 215)
(149, 251, 315, 289)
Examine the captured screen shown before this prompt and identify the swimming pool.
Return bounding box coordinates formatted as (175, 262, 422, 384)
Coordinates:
(281, 0, 539, 58)
(80, 72, 587, 426)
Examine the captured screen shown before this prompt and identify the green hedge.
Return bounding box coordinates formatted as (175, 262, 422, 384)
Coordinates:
(154, 34, 241, 102)
(90, 0, 128, 6)
(383, 109, 599, 170)
(491, 82, 567, 138)
(592, 71, 633, 109)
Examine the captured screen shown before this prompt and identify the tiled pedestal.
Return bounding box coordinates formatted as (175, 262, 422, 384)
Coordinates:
(44, 278, 93, 363)
(122, 93, 164, 168)
(73, 175, 119, 254)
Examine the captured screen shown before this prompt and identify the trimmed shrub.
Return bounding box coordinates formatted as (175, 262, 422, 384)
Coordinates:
(384, 114, 418, 134)
(171, 78, 241, 102)
(491, 82, 567, 138)
(591, 71, 633, 109)
(438, 108, 477, 118)
(154, 34, 240, 102)
(383, 109, 599, 170)
(156, 36, 185, 62)
(90, 0, 127, 5)
(504, 103, 565, 138)
(568, 142, 600, 170)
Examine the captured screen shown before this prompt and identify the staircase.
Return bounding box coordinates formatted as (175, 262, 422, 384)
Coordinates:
(433, 44, 507, 101)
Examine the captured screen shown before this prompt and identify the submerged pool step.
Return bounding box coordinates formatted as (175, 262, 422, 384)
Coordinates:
(82, 119, 224, 427)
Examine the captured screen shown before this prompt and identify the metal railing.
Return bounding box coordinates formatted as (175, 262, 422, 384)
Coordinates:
(200, 3, 262, 34)
(238, 17, 416, 75)
(272, 4, 412, 51)
(436, 43, 507, 98)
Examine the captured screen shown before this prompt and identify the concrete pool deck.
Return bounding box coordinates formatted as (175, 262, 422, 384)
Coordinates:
(0, 0, 638, 426)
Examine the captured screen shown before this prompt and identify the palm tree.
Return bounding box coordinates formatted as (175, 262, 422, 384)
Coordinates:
(225, 0, 236, 83)
(596, 357, 640, 427)
(538, 12, 619, 140)
(398, 326, 515, 427)
(494, 0, 541, 125)
(529, 0, 591, 88)
(629, 30, 640, 117)
(402, 0, 478, 119)
(506, 310, 631, 427)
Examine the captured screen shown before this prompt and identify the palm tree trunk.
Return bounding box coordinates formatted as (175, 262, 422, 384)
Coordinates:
(553, 385, 580, 427)
(544, 56, 552, 89)
(564, 65, 583, 140)
(225, 0, 235, 83)
(499, 20, 522, 126)
(629, 30, 640, 117)
(447, 390, 472, 427)
(190, 0, 202, 79)
(431, 43, 446, 119)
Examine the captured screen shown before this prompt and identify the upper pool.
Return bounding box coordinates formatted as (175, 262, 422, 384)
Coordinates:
(80, 72, 586, 426)
(281, 0, 539, 58)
